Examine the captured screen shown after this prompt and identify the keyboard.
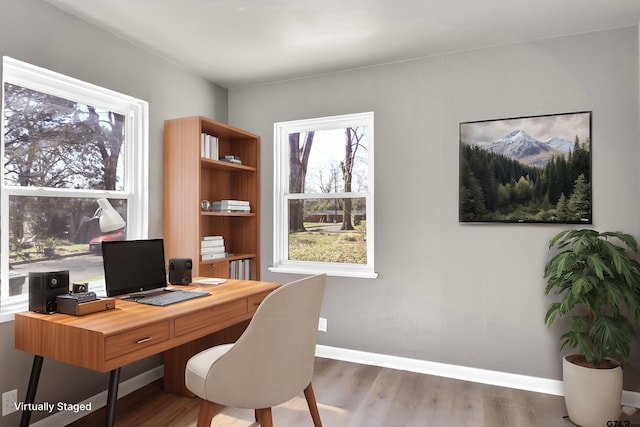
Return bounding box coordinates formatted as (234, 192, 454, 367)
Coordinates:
(136, 290, 209, 306)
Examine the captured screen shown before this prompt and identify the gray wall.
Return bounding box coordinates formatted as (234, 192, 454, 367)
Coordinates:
(229, 26, 640, 391)
(0, 0, 228, 424)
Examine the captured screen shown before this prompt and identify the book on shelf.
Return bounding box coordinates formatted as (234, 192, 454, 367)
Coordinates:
(229, 258, 252, 280)
(201, 252, 227, 261)
(217, 199, 249, 206)
(212, 207, 250, 213)
(200, 133, 219, 160)
(212, 200, 250, 212)
(205, 245, 224, 254)
(201, 239, 224, 248)
(201, 235, 225, 259)
(220, 155, 241, 164)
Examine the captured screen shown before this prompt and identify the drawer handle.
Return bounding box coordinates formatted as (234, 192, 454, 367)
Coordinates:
(136, 337, 152, 344)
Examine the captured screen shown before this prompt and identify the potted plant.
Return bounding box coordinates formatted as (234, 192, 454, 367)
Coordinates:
(544, 229, 640, 427)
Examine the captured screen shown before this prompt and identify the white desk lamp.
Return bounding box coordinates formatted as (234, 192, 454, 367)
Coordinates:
(96, 198, 126, 232)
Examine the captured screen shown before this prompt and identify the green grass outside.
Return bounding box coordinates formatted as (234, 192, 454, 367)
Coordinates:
(289, 228, 366, 264)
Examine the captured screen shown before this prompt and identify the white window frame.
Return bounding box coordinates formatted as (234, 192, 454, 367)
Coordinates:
(0, 57, 149, 320)
(271, 112, 377, 278)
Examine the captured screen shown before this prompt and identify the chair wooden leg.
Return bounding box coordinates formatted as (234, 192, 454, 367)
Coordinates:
(256, 407, 273, 427)
(196, 399, 216, 427)
(303, 383, 322, 426)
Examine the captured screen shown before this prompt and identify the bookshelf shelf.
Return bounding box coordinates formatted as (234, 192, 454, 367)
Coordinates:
(164, 116, 260, 280)
(199, 253, 257, 265)
(200, 158, 257, 172)
(201, 212, 257, 217)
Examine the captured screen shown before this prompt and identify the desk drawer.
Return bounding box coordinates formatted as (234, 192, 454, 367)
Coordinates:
(105, 321, 170, 360)
(248, 291, 272, 313)
(174, 299, 246, 337)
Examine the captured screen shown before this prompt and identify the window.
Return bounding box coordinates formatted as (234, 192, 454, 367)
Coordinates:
(272, 112, 376, 278)
(1, 57, 149, 319)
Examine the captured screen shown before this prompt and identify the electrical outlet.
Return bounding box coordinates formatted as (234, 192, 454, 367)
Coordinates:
(318, 317, 327, 332)
(2, 389, 17, 416)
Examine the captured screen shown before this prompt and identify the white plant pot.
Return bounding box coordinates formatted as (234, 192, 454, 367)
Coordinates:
(563, 354, 623, 427)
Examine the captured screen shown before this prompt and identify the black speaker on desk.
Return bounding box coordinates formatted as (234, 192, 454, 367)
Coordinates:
(168, 258, 192, 285)
(29, 270, 70, 313)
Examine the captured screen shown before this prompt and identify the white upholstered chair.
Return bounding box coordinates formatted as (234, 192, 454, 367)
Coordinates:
(185, 274, 327, 427)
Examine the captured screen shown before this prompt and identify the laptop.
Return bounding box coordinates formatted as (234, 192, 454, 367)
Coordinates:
(102, 238, 208, 305)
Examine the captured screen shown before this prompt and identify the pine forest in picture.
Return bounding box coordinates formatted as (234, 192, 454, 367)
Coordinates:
(459, 111, 591, 223)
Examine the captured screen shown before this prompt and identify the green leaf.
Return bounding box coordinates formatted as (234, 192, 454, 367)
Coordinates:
(544, 302, 561, 326)
(586, 253, 609, 280)
(590, 315, 634, 363)
(549, 230, 571, 249)
(603, 231, 639, 254)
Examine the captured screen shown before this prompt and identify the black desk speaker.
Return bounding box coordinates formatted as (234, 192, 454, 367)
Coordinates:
(29, 270, 70, 313)
(168, 258, 192, 285)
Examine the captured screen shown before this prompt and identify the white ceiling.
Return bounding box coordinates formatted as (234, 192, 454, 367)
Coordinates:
(44, 0, 640, 89)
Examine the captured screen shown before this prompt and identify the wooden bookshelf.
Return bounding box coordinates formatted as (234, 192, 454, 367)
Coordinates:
(163, 116, 260, 280)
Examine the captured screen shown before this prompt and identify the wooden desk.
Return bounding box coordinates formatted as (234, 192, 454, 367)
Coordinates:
(14, 279, 279, 427)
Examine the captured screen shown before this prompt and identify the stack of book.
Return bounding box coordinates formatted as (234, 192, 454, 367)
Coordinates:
(200, 133, 219, 160)
(212, 200, 250, 213)
(201, 236, 225, 261)
(220, 155, 241, 164)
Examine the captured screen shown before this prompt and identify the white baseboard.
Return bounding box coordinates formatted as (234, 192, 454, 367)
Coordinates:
(31, 366, 163, 427)
(315, 345, 640, 409)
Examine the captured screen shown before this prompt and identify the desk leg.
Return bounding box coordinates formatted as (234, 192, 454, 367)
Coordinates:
(20, 355, 44, 427)
(105, 367, 121, 427)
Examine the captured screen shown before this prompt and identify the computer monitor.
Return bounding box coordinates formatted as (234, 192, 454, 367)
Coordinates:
(102, 238, 167, 297)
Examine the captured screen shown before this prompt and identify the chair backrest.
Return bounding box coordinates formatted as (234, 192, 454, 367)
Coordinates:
(203, 274, 327, 409)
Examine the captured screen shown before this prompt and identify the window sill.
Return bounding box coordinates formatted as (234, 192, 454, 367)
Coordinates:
(268, 265, 378, 279)
(0, 295, 27, 323)
(0, 311, 16, 323)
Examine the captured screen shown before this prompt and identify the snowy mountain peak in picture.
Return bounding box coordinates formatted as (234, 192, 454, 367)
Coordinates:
(482, 130, 572, 167)
(547, 136, 574, 153)
(486, 130, 548, 160)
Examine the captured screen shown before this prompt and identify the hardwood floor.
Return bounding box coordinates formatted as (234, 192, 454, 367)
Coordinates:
(68, 357, 640, 427)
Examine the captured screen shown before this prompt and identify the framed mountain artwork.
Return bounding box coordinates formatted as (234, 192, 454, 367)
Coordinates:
(459, 111, 592, 224)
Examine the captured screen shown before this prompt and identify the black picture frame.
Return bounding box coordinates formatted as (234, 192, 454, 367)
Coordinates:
(459, 111, 592, 224)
